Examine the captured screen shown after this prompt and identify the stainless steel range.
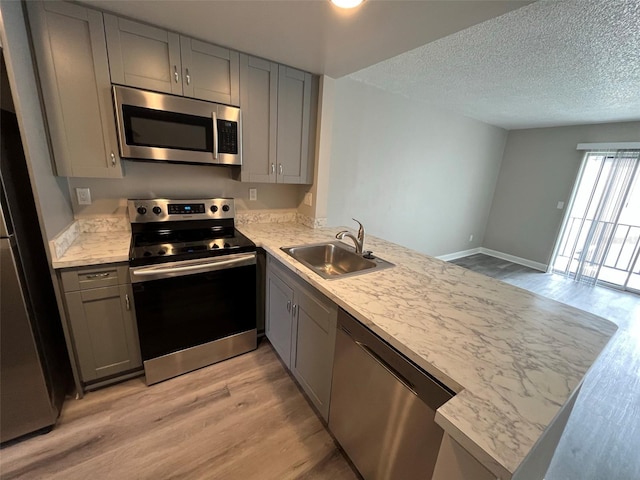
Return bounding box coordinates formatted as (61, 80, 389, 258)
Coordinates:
(128, 198, 257, 385)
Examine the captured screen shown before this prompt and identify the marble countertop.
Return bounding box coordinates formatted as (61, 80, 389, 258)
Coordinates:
(51, 230, 131, 269)
(237, 222, 617, 479)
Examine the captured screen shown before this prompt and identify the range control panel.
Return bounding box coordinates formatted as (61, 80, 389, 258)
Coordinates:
(128, 198, 235, 223)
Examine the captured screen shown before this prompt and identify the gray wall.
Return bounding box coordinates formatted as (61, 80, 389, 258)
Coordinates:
(327, 77, 508, 257)
(483, 121, 640, 266)
(67, 160, 304, 215)
(0, 0, 73, 240)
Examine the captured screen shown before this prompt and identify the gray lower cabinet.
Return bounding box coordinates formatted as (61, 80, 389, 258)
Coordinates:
(266, 265, 295, 367)
(27, 1, 122, 178)
(60, 264, 142, 385)
(105, 14, 239, 105)
(266, 256, 337, 420)
(240, 55, 317, 184)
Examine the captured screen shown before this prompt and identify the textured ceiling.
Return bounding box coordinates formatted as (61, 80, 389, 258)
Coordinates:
(81, 0, 529, 78)
(349, 0, 640, 129)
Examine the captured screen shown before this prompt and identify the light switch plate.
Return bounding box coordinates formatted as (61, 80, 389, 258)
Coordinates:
(304, 192, 313, 206)
(76, 187, 92, 205)
(249, 188, 257, 201)
(557, 201, 565, 209)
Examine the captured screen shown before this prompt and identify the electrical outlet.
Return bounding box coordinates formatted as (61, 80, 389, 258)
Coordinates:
(557, 201, 565, 210)
(76, 187, 92, 205)
(469, 234, 474, 242)
(249, 188, 257, 201)
(304, 192, 313, 206)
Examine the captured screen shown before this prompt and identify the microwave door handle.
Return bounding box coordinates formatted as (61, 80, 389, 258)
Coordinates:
(212, 111, 219, 160)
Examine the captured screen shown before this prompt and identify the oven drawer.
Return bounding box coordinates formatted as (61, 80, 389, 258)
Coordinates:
(60, 263, 129, 292)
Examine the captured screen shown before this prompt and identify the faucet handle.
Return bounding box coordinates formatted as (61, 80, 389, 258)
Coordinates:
(352, 218, 364, 240)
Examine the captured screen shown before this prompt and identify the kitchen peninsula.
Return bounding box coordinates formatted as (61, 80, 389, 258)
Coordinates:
(238, 221, 616, 479)
(50, 217, 617, 479)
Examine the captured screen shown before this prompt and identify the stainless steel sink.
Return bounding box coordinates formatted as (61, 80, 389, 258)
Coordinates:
(280, 241, 394, 279)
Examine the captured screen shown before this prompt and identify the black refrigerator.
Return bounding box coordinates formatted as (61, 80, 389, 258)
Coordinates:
(1, 53, 72, 444)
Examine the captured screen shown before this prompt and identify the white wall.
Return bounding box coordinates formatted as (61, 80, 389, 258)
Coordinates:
(484, 121, 640, 266)
(327, 78, 507, 257)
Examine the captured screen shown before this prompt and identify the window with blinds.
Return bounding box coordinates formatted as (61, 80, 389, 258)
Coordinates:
(552, 150, 640, 291)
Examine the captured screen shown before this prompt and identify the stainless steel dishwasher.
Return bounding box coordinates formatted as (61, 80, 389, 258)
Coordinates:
(329, 309, 455, 480)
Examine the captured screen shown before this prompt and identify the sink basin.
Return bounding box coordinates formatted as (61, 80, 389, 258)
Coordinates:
(280, 241, 394, 279)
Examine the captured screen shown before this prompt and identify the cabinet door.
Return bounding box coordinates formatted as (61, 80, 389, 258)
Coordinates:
(276, 65, 313, 184)
(181, 37, 239, 105)
(291, 285, 337, 421)
(27, 1, 122, 178)
(239, 54, 278, 183)
(104, 14, 182, 95)
(266, 269, 294, 368)
(66, 284, 141, 382)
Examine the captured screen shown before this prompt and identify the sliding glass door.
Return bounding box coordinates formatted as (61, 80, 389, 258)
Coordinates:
(552, 150, 640, 292)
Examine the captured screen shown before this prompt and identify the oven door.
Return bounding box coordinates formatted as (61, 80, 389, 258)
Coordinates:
(130, 252, 256, 384)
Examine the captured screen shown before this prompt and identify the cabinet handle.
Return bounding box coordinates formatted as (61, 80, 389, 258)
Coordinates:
(125, 293, 130, 311)
(185, 68, 191, 85)
(110, 151, 116, 167)
(292, 304, 298, 318)
(86, 272, 110, 279)
(278, 164, 283, 175)
(271, 163, 275, 174)
(174, 65, 179, 83)
(286, 300, 291, 312)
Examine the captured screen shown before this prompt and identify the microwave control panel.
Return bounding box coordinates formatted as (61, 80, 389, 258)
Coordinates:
(217, 120, 238, 154)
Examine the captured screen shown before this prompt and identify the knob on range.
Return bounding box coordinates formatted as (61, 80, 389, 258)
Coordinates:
(152, 206, 162, 215)
(210, 205, 218, 213)
(222, 205, 230, 212)
(137, 206, 147, 215)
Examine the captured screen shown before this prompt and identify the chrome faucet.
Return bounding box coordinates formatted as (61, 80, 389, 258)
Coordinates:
(336, 218, 365, 254)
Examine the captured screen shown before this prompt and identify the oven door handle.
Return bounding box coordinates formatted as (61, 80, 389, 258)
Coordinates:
(130, 253, 255, 282)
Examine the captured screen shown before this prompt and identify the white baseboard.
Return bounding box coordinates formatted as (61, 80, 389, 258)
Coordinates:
(480, 248, 548, 272)
(437, 248, 482, 261)
(438, 247, 548, 272)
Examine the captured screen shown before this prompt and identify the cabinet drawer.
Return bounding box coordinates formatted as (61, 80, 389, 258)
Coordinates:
(60, 263, 129, 292)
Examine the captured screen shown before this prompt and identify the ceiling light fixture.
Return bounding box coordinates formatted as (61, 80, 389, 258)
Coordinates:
(330, 0, 364, 9)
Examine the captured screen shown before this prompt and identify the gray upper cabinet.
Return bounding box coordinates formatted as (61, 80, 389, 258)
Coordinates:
(60, 264, 142, 384)
(181, 37, 239, 105)
(240, 57, 316, 184)
(104, 14, 182, 95)
(27, 1, 122, 178)
(277, 65, 314, 184)
(105, 15, 239, 105)
(239, 54, 278, 183)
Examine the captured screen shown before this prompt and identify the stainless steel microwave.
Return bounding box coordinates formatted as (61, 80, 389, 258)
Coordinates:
(112, 85, 241, 166)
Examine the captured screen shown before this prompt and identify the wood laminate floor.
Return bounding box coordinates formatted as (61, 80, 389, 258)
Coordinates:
(0, 341, 358, 480)
(451, 254, 640, 480)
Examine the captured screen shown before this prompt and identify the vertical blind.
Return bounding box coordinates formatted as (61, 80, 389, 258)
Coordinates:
(554, 150, 640, 286)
